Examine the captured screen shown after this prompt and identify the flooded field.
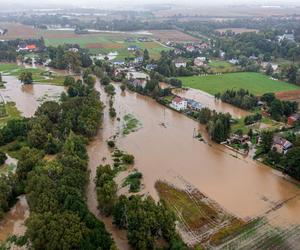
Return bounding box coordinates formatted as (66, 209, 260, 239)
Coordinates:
(1, 75, 64, 117)
(173, 87, 250, 118)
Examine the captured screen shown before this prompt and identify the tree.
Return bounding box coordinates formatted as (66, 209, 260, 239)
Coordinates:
(64, 51, 82, 73)
(270, 99, 283, 121)
(113, 195, 128, 229)
(261, 93, 275, 105)
(63, 76, 75, 86)
(19, 71, 33, 84)
(260, 131, 273, 153)
(26, 212, 88, 250)
(122, 154, 134, 164)
(0, 151, 7, 165)
(282, 147, 300, 179)
(101, 76, 111, 86)
(104, 84, 115, 96)
(120, 84, 126, 92)
(143, 49, 150, 61)
(265, 63, 274, 76)
(198, 108, 212, 124)
(169, 78, 182, 88)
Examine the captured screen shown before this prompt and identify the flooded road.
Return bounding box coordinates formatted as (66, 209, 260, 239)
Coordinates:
(173, 87, 250, 118)
(0, 196, 29, 242)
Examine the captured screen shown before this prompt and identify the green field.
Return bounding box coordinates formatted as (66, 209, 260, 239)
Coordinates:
(179, 72, 300, 96)
(41, 30, 168, 60)
(0, 63, 65, 86)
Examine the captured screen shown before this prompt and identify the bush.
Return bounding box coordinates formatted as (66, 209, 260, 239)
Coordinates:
(107, 140, 115, 148)
(122, 154, 134, 164)
(0, 151, 7, 165)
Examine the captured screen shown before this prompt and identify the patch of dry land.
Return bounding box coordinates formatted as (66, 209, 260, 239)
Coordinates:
(150, 29, 199, 42)
(276, 89, 300, 105)
(0, 22, 39, 39)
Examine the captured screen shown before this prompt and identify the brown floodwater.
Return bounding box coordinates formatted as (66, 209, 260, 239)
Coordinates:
(0, 196, 29, 242)
(89, 83, 300, 225)
(173, 88, 250, 118)
(1, 75, 64, 117)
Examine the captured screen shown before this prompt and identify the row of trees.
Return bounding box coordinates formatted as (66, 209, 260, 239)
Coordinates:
(198, 108, 232, 143)
(215, 89, 258, 110)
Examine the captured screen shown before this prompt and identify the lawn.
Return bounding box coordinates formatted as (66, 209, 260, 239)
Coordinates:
(0, 102, 21, 128)
(179, 72, 300, 96)
(0, 63, 65, 86)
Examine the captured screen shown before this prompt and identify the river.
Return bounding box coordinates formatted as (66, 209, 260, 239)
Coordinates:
(0, 75, 300, 247)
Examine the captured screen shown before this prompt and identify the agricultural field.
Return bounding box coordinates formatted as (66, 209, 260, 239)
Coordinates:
(149, 29, 199, 43)
(208, 60, 238, 73)
(178, 72, 300, 96)
(40, 29, 168, 60)
(215, 28, 259, 34)
(155, 181, 246, 247)
(0, 23, 169, 60)
(276, 89, 300, 105)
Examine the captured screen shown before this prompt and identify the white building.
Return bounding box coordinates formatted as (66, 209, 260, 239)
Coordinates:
(170, 97, 187, 111)
(173, 59, 187, 68)
(194, 57, 206, 67)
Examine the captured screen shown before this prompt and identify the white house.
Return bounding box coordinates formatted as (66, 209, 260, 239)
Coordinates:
(194, 57, 205, 67)
(228, 59, 239, 65)
(170, 97, 187, 111)
(173, 59, 187, 68)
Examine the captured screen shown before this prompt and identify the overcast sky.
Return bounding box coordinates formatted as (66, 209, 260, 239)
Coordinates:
(2, 0, 300, 10)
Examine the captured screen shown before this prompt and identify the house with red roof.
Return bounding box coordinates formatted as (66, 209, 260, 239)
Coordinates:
(287, 114, 300, 126)
(170, 96, 187, 111)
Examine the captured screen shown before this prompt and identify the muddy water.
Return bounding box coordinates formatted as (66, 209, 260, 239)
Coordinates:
(0, 75, 64, 117)
(86, 83, 300, 226)
(0, 196, 29, 242)
(86, 84, 130, 250)
(173, 88, 250, 118)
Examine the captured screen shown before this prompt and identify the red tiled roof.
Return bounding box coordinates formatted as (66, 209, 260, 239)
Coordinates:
(172, 96, 184, 104)
(26, 44, 36, 50)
